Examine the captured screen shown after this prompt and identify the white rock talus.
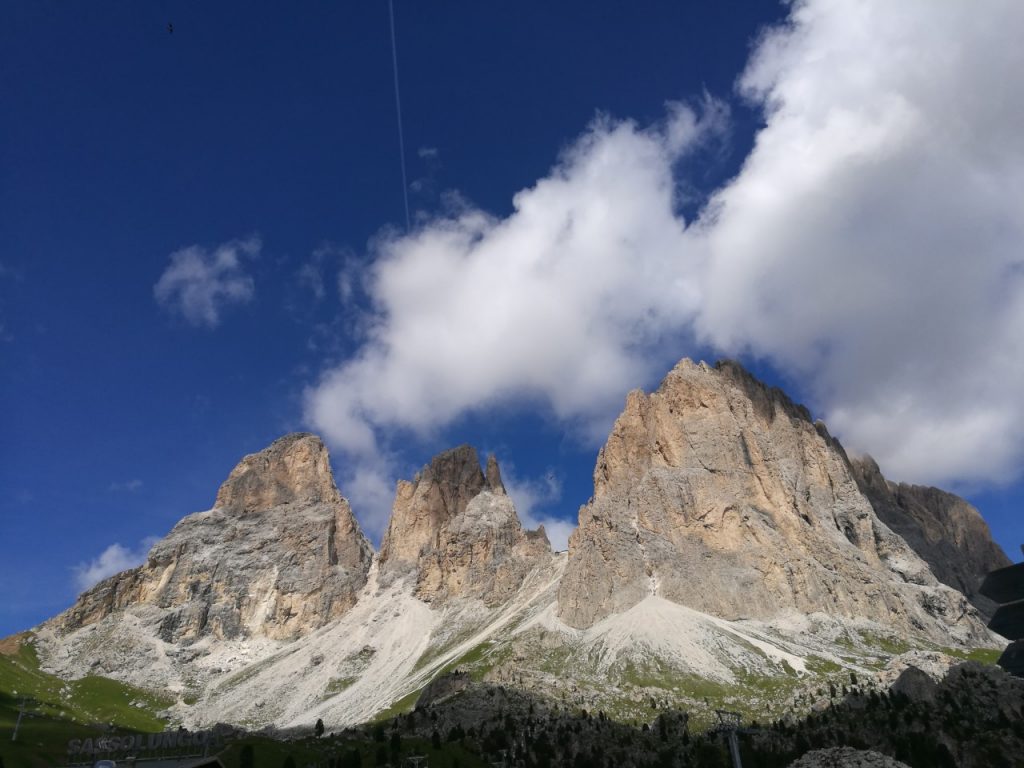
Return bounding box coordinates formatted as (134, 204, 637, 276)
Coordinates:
(557, 359, 990, 645)
(48, 433, 373, 642)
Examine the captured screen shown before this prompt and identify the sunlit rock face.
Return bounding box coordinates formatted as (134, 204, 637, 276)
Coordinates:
(378, 445, 553, 605)
(49, 433, 373, 641)
(557, 359, 990, 646)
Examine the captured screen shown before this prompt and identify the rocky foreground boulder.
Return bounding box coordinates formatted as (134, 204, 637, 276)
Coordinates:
(557, 359, 994, 646)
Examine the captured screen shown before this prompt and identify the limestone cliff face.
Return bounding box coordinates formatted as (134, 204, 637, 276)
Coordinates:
(849, 456, 1011, 617)
(556, 360, 989, 644)
(49, 433, 373, 641)
(378, 446, 553, 605)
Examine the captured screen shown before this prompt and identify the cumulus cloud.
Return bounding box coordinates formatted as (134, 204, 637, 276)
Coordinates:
(695, 0, 1024, 485)
(305, 99, 728, 459)
(308, 0, 1024, 525)
(154, 236, 260, 327)
(72, 537, 159, 592)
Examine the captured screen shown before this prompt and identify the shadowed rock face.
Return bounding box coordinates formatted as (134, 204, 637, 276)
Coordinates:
(849, 455, 1011, 617)
(378, 445, 552, 605)
(556, 359, 990, 645)
(49, 433, 373, 641)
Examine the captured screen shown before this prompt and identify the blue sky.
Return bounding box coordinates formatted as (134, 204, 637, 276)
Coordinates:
(2, 1, 1022, 637)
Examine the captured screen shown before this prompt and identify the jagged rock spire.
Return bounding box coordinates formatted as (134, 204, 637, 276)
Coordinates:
(379, 446, 551, 604)
(486, 453, 506, 494)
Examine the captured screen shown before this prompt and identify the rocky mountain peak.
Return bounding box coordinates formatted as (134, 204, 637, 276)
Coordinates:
(378, 445, 487, 570)
(46, 433, 373, 643)
(558, 358, 990, 645)
(213, 432, 341, 512)
(592, 359, 803, 497)
(379, 446, 553, 604)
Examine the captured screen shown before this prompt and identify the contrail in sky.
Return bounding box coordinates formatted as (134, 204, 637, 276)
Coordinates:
(388, 0, 411, 231)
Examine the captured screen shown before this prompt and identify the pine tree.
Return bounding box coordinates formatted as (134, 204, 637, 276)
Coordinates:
(315, 718, 325, 737)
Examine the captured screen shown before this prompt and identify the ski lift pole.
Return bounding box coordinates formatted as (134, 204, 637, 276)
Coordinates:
(714, 710, 743, 768)
(12, 699, 26, 741)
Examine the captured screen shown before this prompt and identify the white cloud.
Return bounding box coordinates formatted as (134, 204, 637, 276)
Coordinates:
(72, 537, 159, 593)
(154, 236, 260, 327)
(342, 460, 400, 543)
(305, 99, 728, 460)
(694, 0, 1024, 486)
(309, 0, 1024, 513)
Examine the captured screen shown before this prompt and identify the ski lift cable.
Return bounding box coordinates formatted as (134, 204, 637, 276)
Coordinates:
(388, 0, 412, 231)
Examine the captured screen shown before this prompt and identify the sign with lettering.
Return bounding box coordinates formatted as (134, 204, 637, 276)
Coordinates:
(67, 729, 224, 755)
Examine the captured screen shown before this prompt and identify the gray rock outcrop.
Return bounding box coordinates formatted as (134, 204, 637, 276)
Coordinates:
(48, 433, 373, 641)
(889, 665, 938, 703)
(378, 445, 553, 605)
(557, 359, 989, 646)
(849, 456, 1011, 617)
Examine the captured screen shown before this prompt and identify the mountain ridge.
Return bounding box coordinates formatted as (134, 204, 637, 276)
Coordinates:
(22, 358, 1010, 731)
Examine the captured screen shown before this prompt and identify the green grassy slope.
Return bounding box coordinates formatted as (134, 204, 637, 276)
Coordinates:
(0, 633, 172, 767)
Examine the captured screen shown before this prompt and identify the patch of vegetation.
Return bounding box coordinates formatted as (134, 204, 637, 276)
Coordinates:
(370, 687, 423, 722)
(804, 655, 843, 676)
(941, 646, 1002, 664)
(350, 645, 376, 664)
(412, 625, 491, 674)
(534, 643, 577, 676)
(856, 629, 913, 657)
(0, 634, 170, 729)
(323, 675, 359, 696)
(440, 640, 516, 683)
